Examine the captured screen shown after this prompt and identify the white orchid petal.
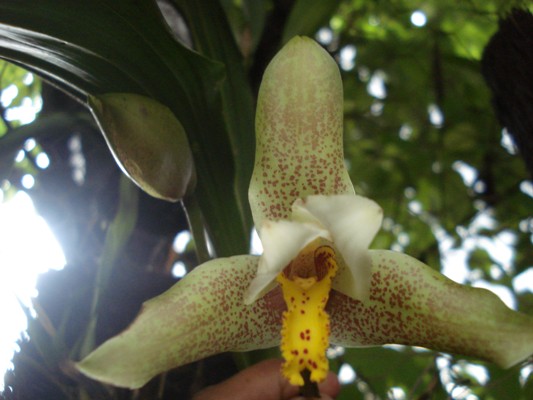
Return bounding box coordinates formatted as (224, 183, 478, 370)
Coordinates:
(291, 198, 324, 226)
(244, 220, 331, 304)
(301, 194, 383, 300)
(244, 271, 280, 305)
(333, 251, 373, 301)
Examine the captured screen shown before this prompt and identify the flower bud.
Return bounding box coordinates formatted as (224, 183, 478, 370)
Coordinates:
(89, 93, 196, 201)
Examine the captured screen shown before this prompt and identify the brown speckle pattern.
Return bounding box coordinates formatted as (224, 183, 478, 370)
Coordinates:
(77, 256, 283, 389)
(78, 250, 533, 389)
(249, 37, 354, 228)
(330, 250, 533, 368)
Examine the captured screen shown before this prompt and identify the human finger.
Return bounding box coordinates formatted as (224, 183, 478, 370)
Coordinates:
(193, 359, 340, 400)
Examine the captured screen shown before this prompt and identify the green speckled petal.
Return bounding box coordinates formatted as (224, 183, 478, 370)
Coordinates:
(249, 36, 354, 229)
(330, 250, 533, 368)
(76, 256, 282, 389)
(77, 250, 533, 389)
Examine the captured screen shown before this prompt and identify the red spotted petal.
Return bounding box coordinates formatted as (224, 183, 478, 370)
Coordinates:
(249, 36, 354, 229)
(330, 250, 533, 368)
(76, 256, 282, 389)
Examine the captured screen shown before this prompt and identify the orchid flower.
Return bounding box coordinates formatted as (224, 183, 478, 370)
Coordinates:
(77, 36, 533, 390)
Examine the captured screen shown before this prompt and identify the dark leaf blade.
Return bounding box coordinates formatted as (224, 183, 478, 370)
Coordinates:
(282, 0, 342, 44)
(173, 0, 255, 247)
(0, 0, 249, 256)
(0, 9, 148, 98)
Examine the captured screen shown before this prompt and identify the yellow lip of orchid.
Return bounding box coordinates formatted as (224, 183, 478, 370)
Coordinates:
(277, 241, 338, 386)
(75, 36, 533, 391)
(246, 193, 383, 385)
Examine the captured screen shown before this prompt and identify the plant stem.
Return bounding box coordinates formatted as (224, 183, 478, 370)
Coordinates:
(182, 194, 211, 264)
(300, 369, 320, 399)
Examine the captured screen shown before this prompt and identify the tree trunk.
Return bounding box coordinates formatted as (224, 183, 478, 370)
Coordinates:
(482, 9, 533, 180)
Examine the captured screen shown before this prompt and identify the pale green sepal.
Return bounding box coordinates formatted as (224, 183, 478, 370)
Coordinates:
(249, 36, 354, 229)
(330, 250, 533, 368)
(89, 93, 196, 202)
(76, 256, 282, 389)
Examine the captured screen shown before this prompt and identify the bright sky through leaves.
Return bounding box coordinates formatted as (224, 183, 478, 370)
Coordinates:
(0, 192, 65, 389)
(410, 11, 427, 27)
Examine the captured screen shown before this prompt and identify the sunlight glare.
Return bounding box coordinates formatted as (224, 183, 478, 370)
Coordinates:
(22, 73, 34, 86)
(36, 152, 50, 169)
(500, 128, 517, 155)
(367, 70, 387, 99)
(171, 261, 187, 278)
(339, 44, 357, 71)
(428, 103, 444, 127)
(0, 84, 18, 108)
(172, 230, 191, 253)
(23, 138, 36, 152)
(520, 180, 533, 198)
(0, 191, 65, 387)
(316, 27, 333, 46)
(338, 363, 356, 384)
(250, 227, 263, 255)
(388, 387, 406, 400)
(14, 150, 24, 163)
(399, 124, 413, 140)
(6, 97, 42, 125)
(410, 11, 427, 27)
(21, 174, 35, 189)
(514, 268, 533, 293)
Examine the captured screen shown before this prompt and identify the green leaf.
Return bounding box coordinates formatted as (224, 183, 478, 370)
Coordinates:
(0, 0, 249, 255)
(483, 364, 528, 400)
(172, 0, 255, 241)
(77, 176, 140, 360)
(282, 0, 342, 44)
(340, 347, 442, 399)
(468, 247, 494, 278)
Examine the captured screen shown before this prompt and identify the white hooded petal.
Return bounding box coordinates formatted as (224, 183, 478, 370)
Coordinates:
(291, 198, 324, 226)
(244, 219, 331, 304)
(300, 194, 383, 300)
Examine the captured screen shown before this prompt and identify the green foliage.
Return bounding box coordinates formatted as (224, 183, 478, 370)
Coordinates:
(0, 0, 251, 256)
(0, 0, 532, 399)
(335, 347, 446, 399)
(282, 0, 343, 44)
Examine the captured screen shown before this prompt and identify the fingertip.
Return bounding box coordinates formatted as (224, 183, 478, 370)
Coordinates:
(318, 371, 341, 398)
(194, 359, 341, 400)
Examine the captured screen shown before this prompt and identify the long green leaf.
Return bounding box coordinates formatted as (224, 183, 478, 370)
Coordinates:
(0, 0, 248, 255)
(80, 175, 139, 358)
(172, 0, 255, 241)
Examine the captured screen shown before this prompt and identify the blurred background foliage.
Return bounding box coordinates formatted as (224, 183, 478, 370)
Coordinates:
(0, 0, 532, 399)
